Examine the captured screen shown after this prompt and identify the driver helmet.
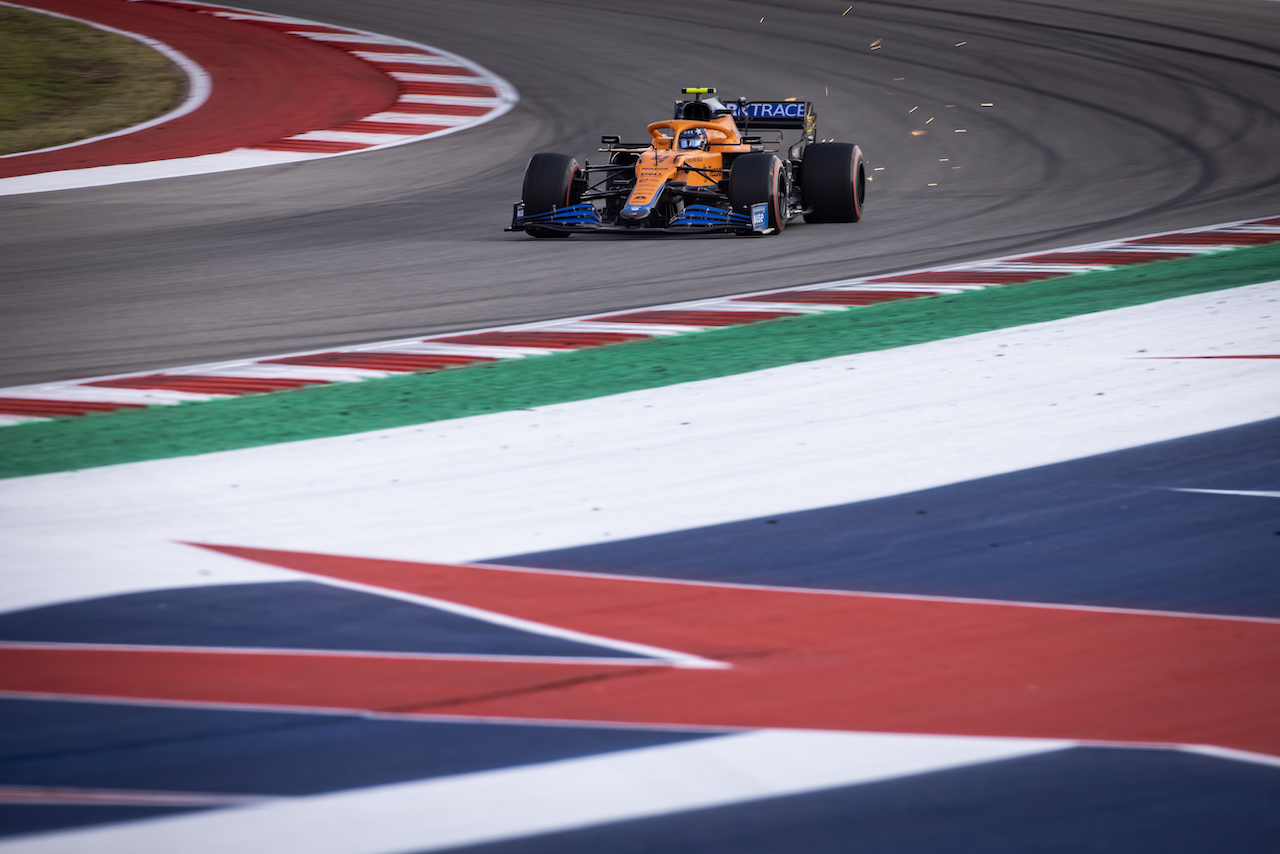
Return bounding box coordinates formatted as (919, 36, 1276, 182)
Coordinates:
(677, 127, 709, 151)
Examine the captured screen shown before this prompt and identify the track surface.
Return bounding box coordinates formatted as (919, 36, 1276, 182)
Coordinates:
(1, 0, 1278, 386)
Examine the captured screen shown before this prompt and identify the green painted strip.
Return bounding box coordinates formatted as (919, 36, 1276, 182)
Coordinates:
(3, 243, 1278, 479)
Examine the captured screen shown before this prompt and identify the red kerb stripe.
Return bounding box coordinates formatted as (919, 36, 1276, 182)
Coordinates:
(86, 375, 328, 395)
(1015, 251, 1195, 265)
(399, 81, 496, 98)
(734, 290, 934, 306)
(867, 271, 1068, 285)
(1127, 232, 1280, 246)
(390, 101, 490, 116)
(599, 310, 799, 327)
(433, 331, 651, 349)
(332, 121, 446, 135)
(370, 62, 478, 76)
(235, 21, 353, 34)
(265, 352, 496, 372)
(0, 398, 146, 417)
(254, 139, 373, 153)
(311, 41, 430, 54)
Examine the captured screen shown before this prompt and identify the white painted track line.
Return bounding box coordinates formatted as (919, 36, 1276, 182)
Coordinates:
(0, 730, 1071, 854)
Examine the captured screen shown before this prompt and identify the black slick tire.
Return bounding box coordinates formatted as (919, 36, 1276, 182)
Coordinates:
(729, 153, 786, 235)
(801, 142, 864, 223)
(522, 153, 581, 238)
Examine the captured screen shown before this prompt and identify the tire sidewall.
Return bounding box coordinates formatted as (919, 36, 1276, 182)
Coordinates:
(801, 142, 863, 223)
(730, 153, 785, 234)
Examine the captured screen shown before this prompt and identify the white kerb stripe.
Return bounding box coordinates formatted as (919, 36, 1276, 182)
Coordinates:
(388, 72, 490, 85)
(355, 54, 463, 66)
(395, 94, 503, 107)
(281, 131, 420, 144)
(362, 113, 474, 126)
(291, 32, 402, 44)
(0, 730, 1072, 854)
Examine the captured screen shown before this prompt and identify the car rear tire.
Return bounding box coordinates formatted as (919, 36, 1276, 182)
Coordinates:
(801, 142, 864, 223)
(729, 153, 786, 234)
(522, 153, 582, 238)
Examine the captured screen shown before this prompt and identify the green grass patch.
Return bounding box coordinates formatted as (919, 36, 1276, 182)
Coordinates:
(3, 242, 1278, 479)
(0, 6, 184, 155)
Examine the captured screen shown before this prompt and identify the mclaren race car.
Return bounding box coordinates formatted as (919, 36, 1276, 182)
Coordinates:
(506, 88, 866, 237)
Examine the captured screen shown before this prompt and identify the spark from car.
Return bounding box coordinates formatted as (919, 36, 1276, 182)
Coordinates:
(956, 41, 967, 46)
(842, 5, 852, 15)
(909, 106, 918, 112)
(911, 130, 926, 136)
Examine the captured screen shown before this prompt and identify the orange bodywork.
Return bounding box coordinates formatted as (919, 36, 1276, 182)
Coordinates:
(622, 116, 753, 216)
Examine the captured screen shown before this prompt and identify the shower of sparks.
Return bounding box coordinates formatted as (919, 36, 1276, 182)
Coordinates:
(926, 117, 934, 123)
(842, 5, 852, 15)
(909, 106, 918, 113)
(955, 40, 967, 46)
(955, 128, 967, 132)
(911, 129, 926, 136)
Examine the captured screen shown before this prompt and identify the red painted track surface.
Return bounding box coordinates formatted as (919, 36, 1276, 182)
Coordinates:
(5, 544, 1276, 759)
(0, 0, 398, 179)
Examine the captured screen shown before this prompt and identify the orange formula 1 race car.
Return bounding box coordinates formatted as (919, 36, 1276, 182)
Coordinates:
(506, 88, 866, 237)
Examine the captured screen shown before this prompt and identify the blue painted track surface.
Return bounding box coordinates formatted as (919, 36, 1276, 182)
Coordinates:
(501, 417, 1280, 618)
(0, 581, 647, 658)
(0, 698, 710, 837)
(447, 748, 1280, 854)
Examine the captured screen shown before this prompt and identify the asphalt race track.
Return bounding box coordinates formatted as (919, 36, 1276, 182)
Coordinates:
(1, 0, 1278, 386)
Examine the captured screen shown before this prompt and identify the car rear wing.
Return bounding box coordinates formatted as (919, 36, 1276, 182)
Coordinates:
(673, 100, 816, 133)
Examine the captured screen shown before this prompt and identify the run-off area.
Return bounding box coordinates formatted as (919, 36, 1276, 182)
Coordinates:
(0, 282, 1276, 852)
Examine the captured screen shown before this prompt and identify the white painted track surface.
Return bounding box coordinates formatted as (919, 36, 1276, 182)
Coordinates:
(0, 730, 1070, 854)
(2, 283, 1276, 615)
